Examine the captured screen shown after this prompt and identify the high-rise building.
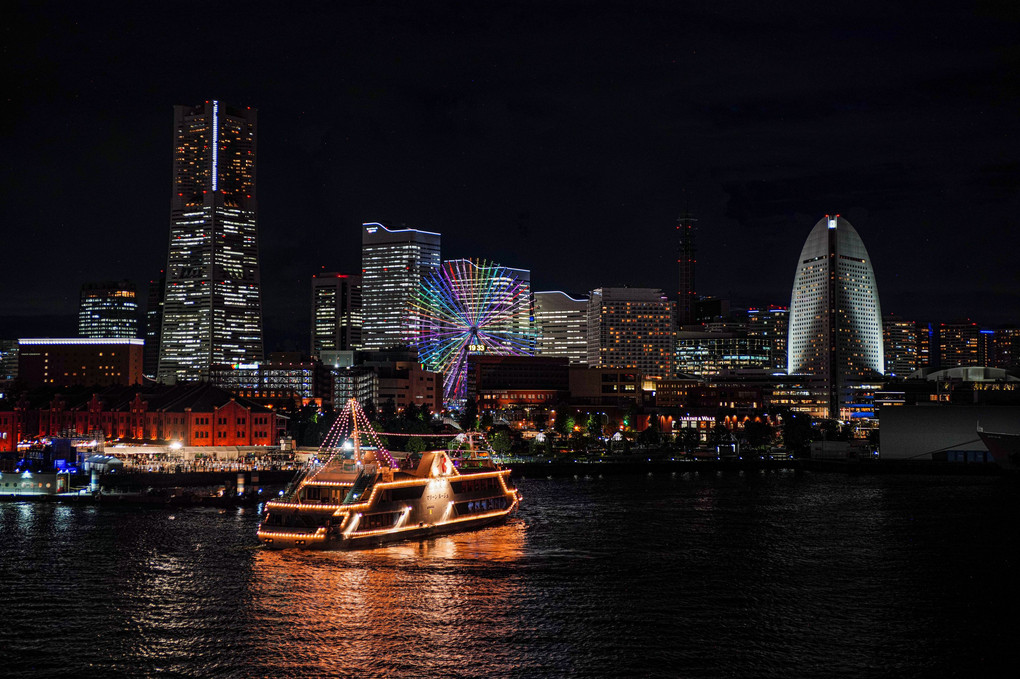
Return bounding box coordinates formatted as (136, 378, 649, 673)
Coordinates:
(143, 274, 165, 380)
(883, 313, 918, 378)
(78, 280, 138, 339)
(787, 215, 883, 418)
(158, 101, 263, 384)
(311, 273, 363, 358)
(586, 287, 674, 379)
(937, 321, 980, 369)
(747, 306, 788, 372)
(915, 321, 934, 369)
(983, 328, 1020, 370)
(534, 291, 588, 365)
(361, 222, 441, 350)
(676, 214, 696, 326)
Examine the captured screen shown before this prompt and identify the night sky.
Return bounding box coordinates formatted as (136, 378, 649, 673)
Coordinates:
(4, 1, 1019, 350)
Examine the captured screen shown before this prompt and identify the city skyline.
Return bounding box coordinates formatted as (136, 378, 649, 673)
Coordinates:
(3, 3, 1019, 350)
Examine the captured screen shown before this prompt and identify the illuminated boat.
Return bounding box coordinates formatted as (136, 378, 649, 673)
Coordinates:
(256, 400, 521, 550)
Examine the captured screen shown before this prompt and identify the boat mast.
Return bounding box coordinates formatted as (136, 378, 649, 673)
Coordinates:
(351, 398, 361, 464)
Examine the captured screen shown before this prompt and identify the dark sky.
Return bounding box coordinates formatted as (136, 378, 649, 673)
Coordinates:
(3, 1, 1019, 349)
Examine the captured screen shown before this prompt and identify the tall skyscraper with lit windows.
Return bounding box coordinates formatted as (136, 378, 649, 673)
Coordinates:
(361, 222, 441, 350)
(311, 273, 362, 357)
(787, 215, 883, 418)
(158, 101, 263, 383)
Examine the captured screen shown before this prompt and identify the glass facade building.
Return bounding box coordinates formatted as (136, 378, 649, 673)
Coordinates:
(361, 222, 441, 350)
(158, 101, 263, 383)
(787, 215, 883, 418)
(534, 291, 588, 365)
(78, 280, 139, 339)
(311, 273, 362, 358)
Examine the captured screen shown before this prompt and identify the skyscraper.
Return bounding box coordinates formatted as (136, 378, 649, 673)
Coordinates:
(747, 306, 789, 372)
(787, 215, 883, 418)
(361, 222, 441, 350)
(587, 287, 674, 379)
(143, 274, 165, 380)
(676, 214, 697, 326)
(534, 291, 588, 365)
(158, 101, 263, 383)
(78, 280, 139, 338)
(311, 273, 362, 357)
(937, 321, 980, 369)
(882, 313, 918, 378)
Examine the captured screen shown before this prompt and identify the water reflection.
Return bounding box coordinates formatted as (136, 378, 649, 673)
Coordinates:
(249, 521, 526, 676)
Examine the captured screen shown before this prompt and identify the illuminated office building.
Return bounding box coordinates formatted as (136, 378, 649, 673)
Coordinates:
(746, 306, 788, 372)
(787, 215, 883, 418)
(361, 222, 441, 350)
(78, 280, 138, 339)
(143, 274, 165, 379)
(937, 321, 980, 369)
(311, 273, 362, 358)
(158, 101, 263, 383)
(883, 313, 918, 378)
(586, 287, 674, 380)
(534, 291, 588, 365)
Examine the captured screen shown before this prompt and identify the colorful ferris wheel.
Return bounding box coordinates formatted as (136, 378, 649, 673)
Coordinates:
(407, 259, 535, 406)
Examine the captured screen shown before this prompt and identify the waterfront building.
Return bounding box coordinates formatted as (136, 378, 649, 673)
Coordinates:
(586, 287, 674, 380)
(466, 355, 569, 410)
(143, 274, 165, 380)
(17, 338, 143, 388)
(0, 382, 279, 451)
(158, 101, 264, 384)
(361, 222, 441, 350)
(568, 366, 644, 407)
(787, 215, 883, 419)
(937, 321, 980, 369)
(883, 313, 918, 378)
(210, 353, 333, 408)
(746, 306, 789, 372)
(78, 280, 139, 339)
(676, 214, 697, 326)
(674, 330, 769, 378)
(311, 273, 362, 358)
(534, 291, 588, 364)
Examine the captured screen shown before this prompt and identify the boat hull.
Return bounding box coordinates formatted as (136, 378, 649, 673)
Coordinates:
(259, 508, 515, 551)
(978, 430, 1020, 471)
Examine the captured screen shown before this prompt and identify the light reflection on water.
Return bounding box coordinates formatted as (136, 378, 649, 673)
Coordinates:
(249, 522, 526, 677)
(2, 474, 1018, 678)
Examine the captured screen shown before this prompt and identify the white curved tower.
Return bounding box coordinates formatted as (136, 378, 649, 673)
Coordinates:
(788, 215, 883, 418)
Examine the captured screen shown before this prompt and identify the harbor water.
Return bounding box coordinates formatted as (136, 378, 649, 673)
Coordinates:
(3, 470, 1017, 677)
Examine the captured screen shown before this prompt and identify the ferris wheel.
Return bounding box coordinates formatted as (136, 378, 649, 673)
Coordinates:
(407, 259, 535, 405)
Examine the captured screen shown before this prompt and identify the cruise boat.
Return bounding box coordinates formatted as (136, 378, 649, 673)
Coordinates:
(256, 400, 521, 550)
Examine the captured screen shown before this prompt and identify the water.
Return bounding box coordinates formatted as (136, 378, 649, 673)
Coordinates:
(3, 471, 1017, 677)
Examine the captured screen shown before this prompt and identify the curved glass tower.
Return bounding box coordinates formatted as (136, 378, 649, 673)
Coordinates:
(787, 215, 883, 418)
